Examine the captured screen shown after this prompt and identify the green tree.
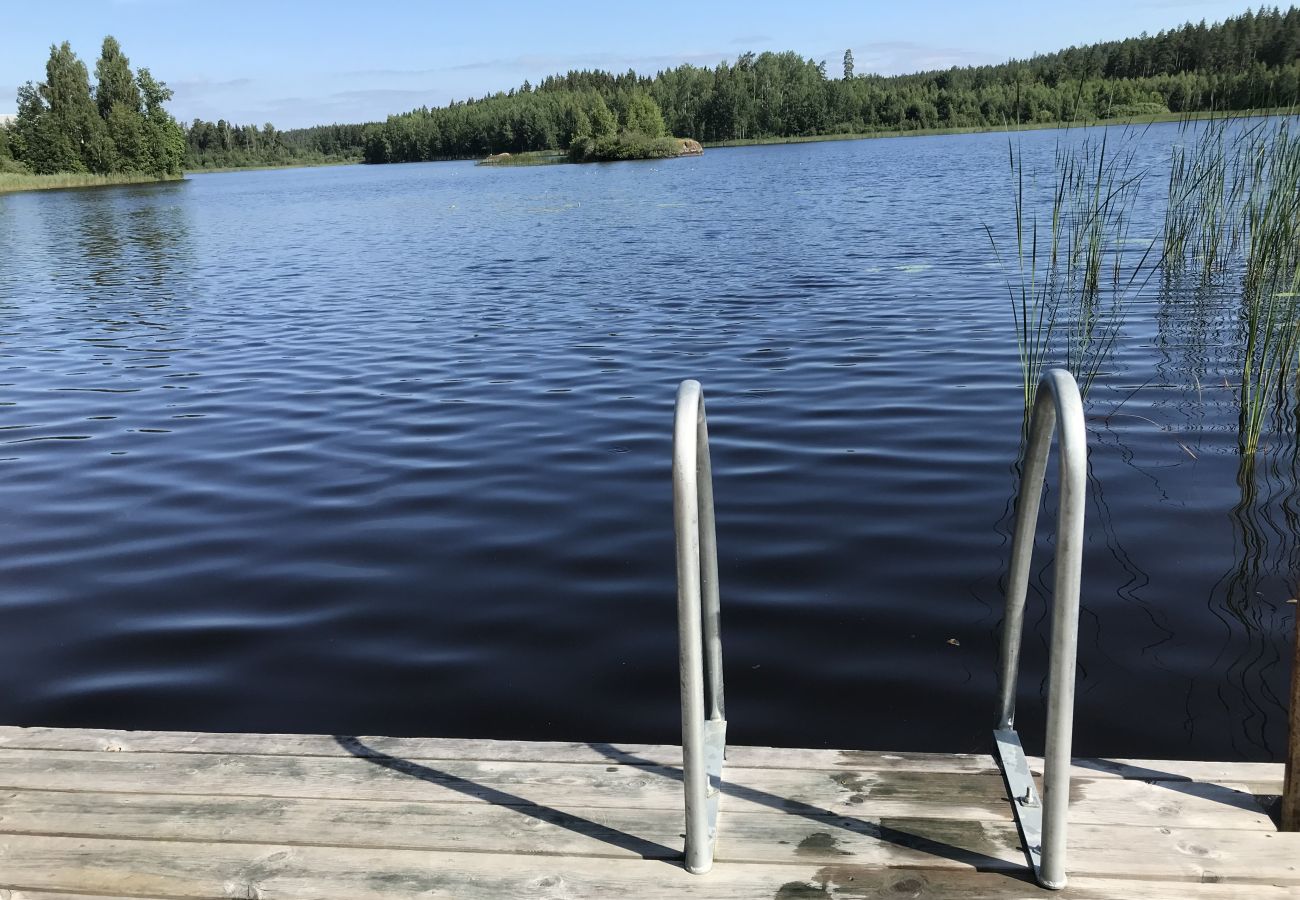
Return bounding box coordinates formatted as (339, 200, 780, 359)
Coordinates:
(9, 36, 187, 176)
(43, 41, 107, 172)
(13, 82, 69, 173)
(585, 92, 618, 137)
(95, 36, 148, 170)
(136, 67, 185, 175)
(104, 101, 146, 170)
(0, 119, 16, 171)
(617, 89, 665, 136)
(843, 49, 855, 80)
(94, 36, 141, 118)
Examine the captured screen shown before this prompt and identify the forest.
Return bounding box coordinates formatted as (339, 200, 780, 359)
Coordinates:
(1, 37, 185, 178)
(5, 7, 1300, 173)
(182, 121, 369, 169)
(358, 6, 1300, 164)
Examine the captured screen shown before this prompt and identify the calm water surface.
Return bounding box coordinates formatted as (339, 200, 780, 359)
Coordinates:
(1, 126, 1294, 760)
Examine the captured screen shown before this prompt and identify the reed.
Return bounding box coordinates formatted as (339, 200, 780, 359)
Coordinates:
(986, 127, 1157, 415)
(1164, 114, 1300, 457)
(0, 171, 184, 194)
(1237, 120, 1300, 456)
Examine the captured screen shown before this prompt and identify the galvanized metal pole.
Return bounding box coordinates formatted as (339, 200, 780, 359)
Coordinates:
(992, 368, 1086, 891)
(1039, 370, 1086, 890)
(696, 406, 725, 722)
(674, 380, 726, 874)
(996, 411, 1050, 731)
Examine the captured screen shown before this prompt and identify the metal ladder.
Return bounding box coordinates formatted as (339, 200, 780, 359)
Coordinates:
(671, 369, 1086, 886)
(993, 368, 1087, 890)
(673, 379, 727, 875)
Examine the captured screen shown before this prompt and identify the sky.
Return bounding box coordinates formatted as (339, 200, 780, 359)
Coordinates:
(0, 0, 1261, 128)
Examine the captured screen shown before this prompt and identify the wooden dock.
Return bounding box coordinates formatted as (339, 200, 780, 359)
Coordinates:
(0, 726, 1295, 898)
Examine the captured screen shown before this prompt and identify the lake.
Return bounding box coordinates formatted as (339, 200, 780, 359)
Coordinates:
(0, 125, 1293, 760)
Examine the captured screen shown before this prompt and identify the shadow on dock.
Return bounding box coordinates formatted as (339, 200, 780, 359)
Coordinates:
(332, 734, 1017, 872)
(333, 735, 678, 862)
(1075, 758, 1275, 814)
(588, 742, 1015, 872)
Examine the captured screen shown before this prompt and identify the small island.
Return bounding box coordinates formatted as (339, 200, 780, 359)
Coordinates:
(480, 137, 702, 167)
(366, 86, 704, 167)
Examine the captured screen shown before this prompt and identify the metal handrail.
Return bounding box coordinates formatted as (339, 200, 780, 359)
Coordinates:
(993, 368, 1087, 890)
(673, 379, 727, 875)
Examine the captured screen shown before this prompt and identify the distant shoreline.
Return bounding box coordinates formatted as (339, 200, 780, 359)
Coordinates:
(3, 108, 1291, 193)
(702, 108, 1291, 149)
(187, 159, 360, 175)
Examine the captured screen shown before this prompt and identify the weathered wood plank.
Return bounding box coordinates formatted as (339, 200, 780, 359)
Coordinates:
(0, 788, 1296, 883)
(0, 834, 1295, 900)
(1077, 757, 1284, 785)
(0, 728, 1280, 785)
(0, 748, 1274, 829)
(0, 743, 1274, 827)
(0, 788, 1024, 870)
(0, 893, 177, 900)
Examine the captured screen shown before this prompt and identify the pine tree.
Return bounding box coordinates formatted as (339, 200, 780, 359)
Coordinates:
(843, 49, 855, 80)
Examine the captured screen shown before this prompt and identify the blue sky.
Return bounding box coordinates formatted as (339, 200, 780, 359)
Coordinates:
(0, 1, 1258, 128)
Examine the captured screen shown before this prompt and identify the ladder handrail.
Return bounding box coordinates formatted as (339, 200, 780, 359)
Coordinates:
(993, 368, 1087, 891)
(673, 379, 727, 875)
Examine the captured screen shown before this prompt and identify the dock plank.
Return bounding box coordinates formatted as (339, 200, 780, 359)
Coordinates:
(0, 788, 1296, 882)
(0, 747, 1274, 829)
(0, 727, 1281, 785)
(0, 727, 1290, 897)
(0, 833, 1295, 900)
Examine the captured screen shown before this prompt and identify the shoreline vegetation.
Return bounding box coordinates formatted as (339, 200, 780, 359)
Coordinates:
(479, 136, 703, 166)
(0, 170, 183, 194)
(3, 8, 1300, 182)
(0, 37, 185, 187)
(1, 108, 1295, 194)
(700, 107, 1295, 147)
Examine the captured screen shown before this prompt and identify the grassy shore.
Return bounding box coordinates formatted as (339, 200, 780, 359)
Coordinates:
(0, 158, 360, 193)
(186, 158, 360, 175)
(476, 150, 570, 167)
(478, 137, 702, 167)
(702, 108, 1291, 149)
(0, 171, 186, 195)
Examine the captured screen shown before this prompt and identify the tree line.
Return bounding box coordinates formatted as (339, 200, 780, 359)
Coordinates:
(184, 120, 370, 169)
(6, 7, 1300, 173)
(357, 6, 1300, 164)
(1, 37, 185, 177)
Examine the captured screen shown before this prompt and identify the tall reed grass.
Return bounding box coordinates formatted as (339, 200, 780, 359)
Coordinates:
(986, 128, 1158, 415)
(0, 171, 183, 194)
(1164, 114, 1300, 457)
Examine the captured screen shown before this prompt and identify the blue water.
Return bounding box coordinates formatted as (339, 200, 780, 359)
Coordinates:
(0, 125, 1293, 760)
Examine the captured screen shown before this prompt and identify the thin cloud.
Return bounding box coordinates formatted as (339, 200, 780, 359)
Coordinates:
(447, 49, 731, 73)
(342, 67, 441, 78)
(173, 77, 254, 89)
(171, 77, 254, 95)
(327, 88, 443, 103)
(850, 40, 999, 74)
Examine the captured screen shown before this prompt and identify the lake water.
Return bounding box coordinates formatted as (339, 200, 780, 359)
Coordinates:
(1, 125, 1294, 761)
